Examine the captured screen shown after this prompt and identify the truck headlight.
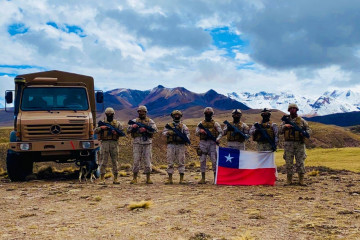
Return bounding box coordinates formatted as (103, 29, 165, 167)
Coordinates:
(19, 143, 31, 151)
(81, 141, 91, 149)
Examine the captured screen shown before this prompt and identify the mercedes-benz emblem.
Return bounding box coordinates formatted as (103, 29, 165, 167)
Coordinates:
(50, 125, 61, 134)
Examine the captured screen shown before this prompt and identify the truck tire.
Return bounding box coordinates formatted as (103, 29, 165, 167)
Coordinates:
(6, 150, 34, 181)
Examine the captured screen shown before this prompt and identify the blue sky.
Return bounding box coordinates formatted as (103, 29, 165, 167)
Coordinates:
(0, 0, 360, 97)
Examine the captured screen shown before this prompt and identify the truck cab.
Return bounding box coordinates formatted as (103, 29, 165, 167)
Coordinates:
(5, 70, 103, 181)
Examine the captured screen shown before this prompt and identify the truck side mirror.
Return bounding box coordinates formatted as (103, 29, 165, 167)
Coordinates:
(96, 91, 104, 104)
(5, 91, 13, 104)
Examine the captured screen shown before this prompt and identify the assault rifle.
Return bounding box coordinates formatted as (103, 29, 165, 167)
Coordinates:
(165, 123, 191, 145)
(98, 121, 125, 137)
(281, 115, 310, 139)
(223, 120, 250, 140)
(128, 119, 156, 141)
(198, 123, 219, 145)
(253, 122, 277, 151)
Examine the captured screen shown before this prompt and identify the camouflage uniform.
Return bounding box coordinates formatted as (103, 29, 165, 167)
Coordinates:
(223, 121, 249, 150)
(250, 121, 279, 151)
(196, 115, 223, 174)
(280, 103, 311, 186)
(162, 122, 190, 175)
(94, 113, 123, 182)
(128, 117, 158, 174)
(280, 116, 310, 175)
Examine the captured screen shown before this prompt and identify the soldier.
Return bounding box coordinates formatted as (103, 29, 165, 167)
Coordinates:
(223, 109, 250, 150)
(162, 110, 190, 184)
(94, 107, 123, 184)
(280, 103, 311, 186)
(195, 107, 223, 184)
(127, 105, 158, 184)
(250, 108, 278, 151)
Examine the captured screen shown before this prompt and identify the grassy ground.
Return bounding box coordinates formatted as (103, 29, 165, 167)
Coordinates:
(0, 168, 359, 240)
(275, 148, 360, 173)
(1, 125, 360, 173)
(1, 128, 360, 239)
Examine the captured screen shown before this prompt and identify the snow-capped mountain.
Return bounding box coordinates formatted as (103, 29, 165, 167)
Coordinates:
(228, 90, 360, 116)
(310, 90, 360, 115)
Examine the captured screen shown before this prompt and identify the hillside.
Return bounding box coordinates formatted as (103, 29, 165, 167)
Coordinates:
(0, 109, 13, 127)
(304, 111, 360, 127)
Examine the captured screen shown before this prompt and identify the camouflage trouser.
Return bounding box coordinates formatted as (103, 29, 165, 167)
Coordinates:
(227, 141, 245, 150)
(99, 140, 119, 175)
(132, 143, 152, 174)
(283, 141, 307, 174)
(166, 144, 186, 174)
(199, 140, 217, 173)
(257, 142, 273, 151)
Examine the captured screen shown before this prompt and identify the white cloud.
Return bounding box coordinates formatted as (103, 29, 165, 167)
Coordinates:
(0, 0, 359, 99)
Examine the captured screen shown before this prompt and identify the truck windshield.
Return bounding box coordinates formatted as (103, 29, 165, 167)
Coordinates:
(21, 87, 89, 111)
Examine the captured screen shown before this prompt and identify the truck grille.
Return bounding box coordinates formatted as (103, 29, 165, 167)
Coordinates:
(24, 124, 87, 139)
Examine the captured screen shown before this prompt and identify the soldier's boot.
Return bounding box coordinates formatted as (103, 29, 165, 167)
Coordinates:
(198, 172, 206, 184)
(179, 173, 185, 184)
(130, 172, 138, 184)
(99, 174, 106, 185)
(285, 174, 293, 186)
(298, 173, 307, 186)
(113, 173, 120, 184)
(165, 173, 173, 185)
(146, 173, 153, 184)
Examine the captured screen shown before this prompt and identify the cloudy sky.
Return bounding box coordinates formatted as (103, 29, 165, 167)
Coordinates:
(1, 0, 360, 98)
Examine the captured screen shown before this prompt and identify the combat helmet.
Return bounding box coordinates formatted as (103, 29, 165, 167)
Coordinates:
(171, 110, 183, 118)
(105, 107, 115, 115)
(261, 108, 271, 115)
(203, 107, 214, 114)
(232, 109, 242, 115)
(137, 105, 148, 112)
(287, 103, 299, 111)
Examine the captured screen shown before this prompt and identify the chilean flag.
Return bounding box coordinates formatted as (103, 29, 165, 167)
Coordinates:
(215, 147, 277, 186)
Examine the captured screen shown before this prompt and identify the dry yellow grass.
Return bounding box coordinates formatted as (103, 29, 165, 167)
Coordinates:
(128, 200, 153, 210)
(104, 172, 113, 179)
(233, 231, 256, 240)
(93, 196, 102, 202)
(275, 147, 360, 172)
(118, 171, 128, 177)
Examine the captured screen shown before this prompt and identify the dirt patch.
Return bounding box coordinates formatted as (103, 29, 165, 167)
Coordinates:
(0, 169, 359, 240)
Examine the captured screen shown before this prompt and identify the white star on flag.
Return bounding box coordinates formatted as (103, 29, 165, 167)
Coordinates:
(225, 153, 234, 163)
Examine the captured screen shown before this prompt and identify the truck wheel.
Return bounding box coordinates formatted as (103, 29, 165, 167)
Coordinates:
(6, 150, 34, 181)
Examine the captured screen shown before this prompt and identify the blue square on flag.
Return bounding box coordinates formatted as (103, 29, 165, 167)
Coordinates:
(218, 147, 239, 169)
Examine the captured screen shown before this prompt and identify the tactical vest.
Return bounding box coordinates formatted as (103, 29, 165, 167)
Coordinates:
(227, 121, 246, 142)
(131, 117, 154, 139)
(284, 117, 303, 142)
(199, 120, 219, 140)
(253, 121, 275, 142)
(166, 122, 185, 144)
(99, 120, 120, 141)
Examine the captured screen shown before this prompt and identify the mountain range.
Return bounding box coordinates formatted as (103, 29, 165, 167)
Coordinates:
(103, 85, 250, 116)
(228, 90, 360, 116)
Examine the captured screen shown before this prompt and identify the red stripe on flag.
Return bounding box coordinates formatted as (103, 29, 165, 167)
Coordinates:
(216, 166, 276, 186)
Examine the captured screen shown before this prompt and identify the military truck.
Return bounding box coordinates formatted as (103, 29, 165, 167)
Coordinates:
(4, 70, 103, 181)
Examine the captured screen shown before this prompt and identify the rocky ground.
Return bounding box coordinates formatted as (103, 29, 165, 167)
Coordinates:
(0, 167, 359, 240)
